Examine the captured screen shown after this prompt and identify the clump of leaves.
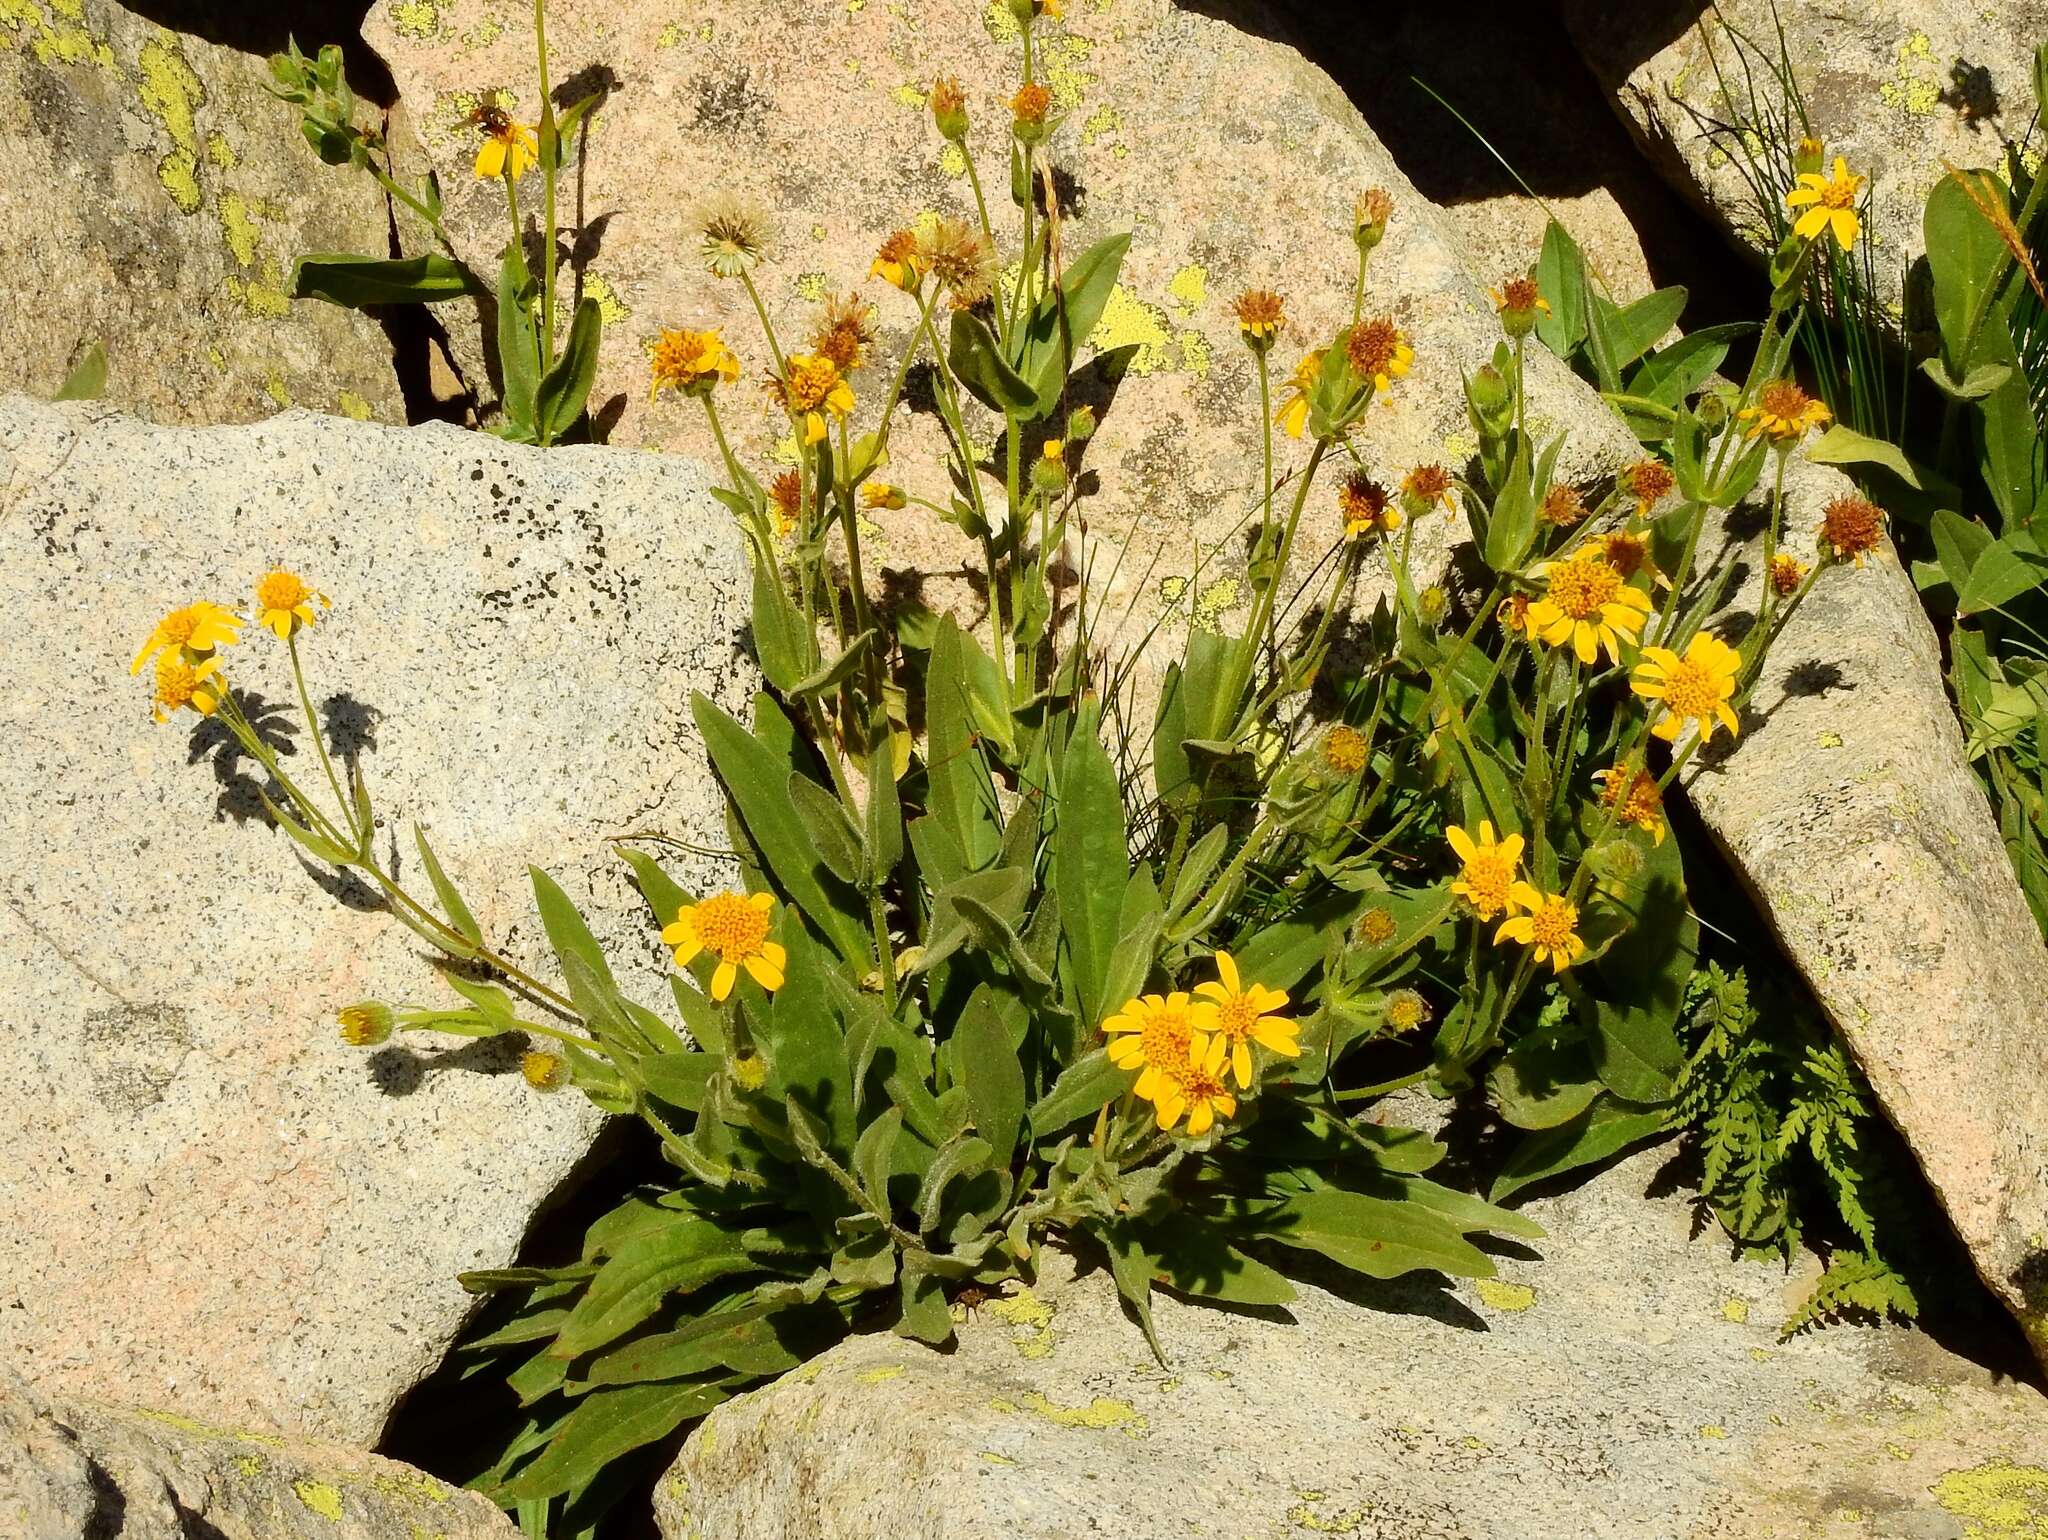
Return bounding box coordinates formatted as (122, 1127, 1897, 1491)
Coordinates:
(1675, 962, 1919, 1334)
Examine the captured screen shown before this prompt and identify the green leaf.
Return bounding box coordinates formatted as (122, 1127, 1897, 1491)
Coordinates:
(1582, 826, 1692, 1104)
(627, 1050, 715, 1113)
(497, 242, 542, 433)
(1232, 889, 1368, 995)
(1626, 321, 1749, 407)
(1532, 221, 1588, 357)
(790, 629, 877, 700)
(1931, 507, 1994, 593)
(865, 721, 904, 884)
(1957, 535, 2048, 615)
(1590, 286, 1687, 379)
(290, 252, 484, 308)
(786, 774, 865, 887)
(415, 825, 484, 945)
(926, 619, 1003, 877)
(1118, 1215, 1297, 1307)
(915, 1135, 993, 1233)
(530, 866, 640, 1048)
(534, 295, 603, 445)
(1054, 726, 1128, 1027)
(1249, 1186, 1499, 1280)
(258, 788, 353, 866)
(894, 1266, 953, 1344)
(1924, 167, 2015, 373)
(957, 985, 1025, 1167)
(554, 1219, 758, 1357)
(1805, 424, 1957, 499)
(1014, 231, 1132, 417)
(1101, 1220, 1162, 1359)
(1490, 1028, 1601, 1130)
(691, 693, 871, 970)
(750, 558, 810, 693)
(498, 1379, 734, 1503)
(579, 1304, 796, 1386)
(1489, 1096, 1672, 1203)
(948, 309, 1038, 416)
(1920, 355, 2014, 401)
(1028, 1047, 1124, 1138)
(1481, 430, 1537, 573)
(54, 342, 106, 402)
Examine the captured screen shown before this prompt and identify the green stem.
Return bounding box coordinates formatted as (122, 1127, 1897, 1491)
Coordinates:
(286, 633, 350, 834)
(533, 0, 558, 369)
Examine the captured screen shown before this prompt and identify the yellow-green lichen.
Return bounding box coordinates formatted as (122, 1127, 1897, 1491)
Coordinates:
(1720, 1298, 1750, 1324)
(1699, 1424, 1728, 1440)
(939, 141, 969, 179)
(656, 21, 682, 47)
(1816, 729, 1844, 748)
(1166, 263, 1206, 318)
(138, 30, 205, 213)
(263, 366, 291, 406)
(227, 274, 291, 317)
(1, 0, 114, 68)
(1175, 327, 1211, 378)
(390, 0, 447, 40)
(294, 1479, 345, 1520)
(998, 1391, 1147, 1438)
(338, 390, 373, 421)
(1042, 34, 1093, 110)
(979, 1450, 1016, 1465)
(232, 1452, 266, 1477)
(1094, 284, 1173, 373)
(982, 2, 1020, 42)
(1081, 104, 1120, 146)
(461, 15, 503, 49)
(1289, 1501, 1367, 1533)
(891, 82, 925, 108)
(219, 192, 262, 267)
(1475, 1279, 1535, 1312)
(1192, 577, 1241, 627)
(579, 272, 631, 326)
(1879, 32, 1940, 115)
(795, 270, 828, 301)
(857, 1363, 905, 1384)
(1934, 1461, 2048, 1538)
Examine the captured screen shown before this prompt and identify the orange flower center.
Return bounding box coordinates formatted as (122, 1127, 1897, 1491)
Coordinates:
(1660, 659, 1722, 720)
(155, 658, 200, 708)
(1210, 995, 1259, 1041)
(1758, 381, 1809, 421)
(1602, 768, 1662, 828)
(1548, 559, 1622, 620)
(1460, 851, 1514, 917)
(1347, 317, 1403, 379)
(1172, 1059, 1227, 1101)
(1819, 176, 1857, 211)
(1138, 1004, 1195, 1069)
(258, 571, 309, 612)
(1527, 896, 1578, 948)
(693, 893, 771, 961)
(783, 356, 844, 414)
(161, 609, 200, 645)
(1603, 533, 1648, 579)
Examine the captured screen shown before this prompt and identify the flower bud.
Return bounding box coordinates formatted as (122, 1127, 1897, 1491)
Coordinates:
(1465, 363, 1513, 434)
(1418, 586, 1449, 627)
(521, 1050, 569, 1091)
(1794, 135, 1825, 177)
(1354, 188, 1393, 252)
(337, 1002, 394, 1047)
(930, 76, 969, 143)
(1031, 438, 1068, 494)
(1010, 81, 1052, 146)
(1065, 404, 1097, 443)
(730, 1049, 769, 1092)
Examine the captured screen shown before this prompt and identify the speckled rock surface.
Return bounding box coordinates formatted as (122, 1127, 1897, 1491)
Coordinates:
(362, 0, 1639, 646)
(1563, 0, 2048, 318)
(0, 1368, 519, 1539)
(1682, 457, 2048, 1369)
(653, 1130, 2048, 1540)
(0, 397, 752, 1440)
(0, 0, 404, 423)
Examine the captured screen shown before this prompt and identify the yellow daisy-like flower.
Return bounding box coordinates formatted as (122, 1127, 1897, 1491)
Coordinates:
(151, 649, 224, 723)
(1525, 555, 1654, 665)
(1631, 632, 1743, 744)
(662, 891, 789, 1001)
(132, 600, 244, 675)
(1786, 156, 1865, 251)
(1192, 950, 1297, 1089)
(1445, 820, 1524, 921)
(1276, 349, 1324, 439)
(1738, 379, 1831, 445)
(862, 481, 907, 511)
(1594, 763, 1666, 846)
(1346, 316, 1414, 399)
(1233, 288, 1286, 347)
(1600, 530, 1669, 590)
(649, 327, 741, 402)
(471, 107, 538, 181)
(768, 354, 856, 445)
(254, 569, 330, 640)
(1103, 991, 1202, 1105)
(1384, 988, 1431, 1033)
(1400, 463, 1456, 518)
(1494, 883, 1586, 972)
(521, 1050, 569, 1091)
(1497, 592, 1537, 642)
(1153, 1032, 1236, 1136)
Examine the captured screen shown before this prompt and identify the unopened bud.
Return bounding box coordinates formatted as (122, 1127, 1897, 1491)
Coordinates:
(1065, 404, 1097, 442)
(521, 1050, 569, 1092)
(337, 1001, 394, 1047)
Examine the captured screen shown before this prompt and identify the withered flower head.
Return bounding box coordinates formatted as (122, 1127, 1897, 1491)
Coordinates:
(917, 216, 998, 308)
(1233, 288, 1286, 347)
(1625, 459, 1676, 513)
(1400, 462, 1454, 517)
(811, 292, 877, 372)
(769, 469, 803, 538)
(1818, 495, 1885, 567)
(1538, 482, 1587, 528)
(1354, 188, 1393, 250)
(930, 75, 969, 141)
(1345, 316, 1413, 394)
(696, 192, 772, 279)
(1769, 552, 1807, 596)
(1339, 468, 1399, 539)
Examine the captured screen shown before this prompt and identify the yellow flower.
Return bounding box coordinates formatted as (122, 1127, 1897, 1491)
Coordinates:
(1738, 379, 1831, 445)
(1819, 496, 1885, 567)
(1103, 992, 1202, 1105)
(1400, 463, 1455, 518)
(870, 228, 925, 291)
(132, 600, 244, 675)
(1497, 592, 1537, 642)
(1384, 988, 1430, 1033)
(649, 327, 741, 402)
(862, 481, 907, 511)
(1446, 820, 1524, 921)
(151, 649, 224, 723)
(768, 354, 856, 444)
(662, 891, 788, 1001)
(1786, 156, 1865, 251)
(1594, 764, 1666, 845)
(769, 470, 803, 538)
(1152, 1032, 1236, 1136)
(1276, 349, 1324, 439)
(1338, 469, 1400, 539)
(1493, 884, 1586, 972)
(254, 568, 329, 640)
(471, 106, 538, 181)
(1346, 316, 1413, 399)
(1631, 633, 1742, 744)
(1769, 552, 1808, 596)
(1525, 555, 1653, 665)
(1192, 950, 1297, 1089)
